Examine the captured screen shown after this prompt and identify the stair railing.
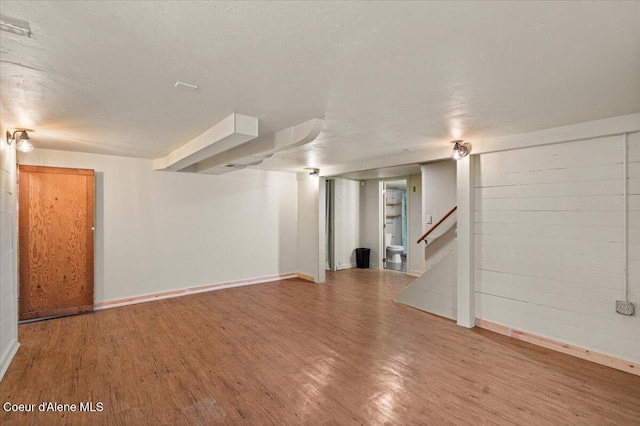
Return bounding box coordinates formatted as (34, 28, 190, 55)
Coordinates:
(416, 206, 457, 245)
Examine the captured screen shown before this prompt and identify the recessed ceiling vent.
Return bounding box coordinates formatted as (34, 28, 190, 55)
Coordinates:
(0, 15, 31, 38)
(174, 81, 199, 91)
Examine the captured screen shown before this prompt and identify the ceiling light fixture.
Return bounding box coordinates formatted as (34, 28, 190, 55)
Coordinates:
(451, 140, 469, 160)
(7, 130, 34, 153)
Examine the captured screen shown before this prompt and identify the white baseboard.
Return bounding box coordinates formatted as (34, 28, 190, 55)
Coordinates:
(297, 273, 315, 282)
(336, 263, 356, 271)
(95, 273, 298, 311)
(476, 319, 639, 376)
(407, 270, 422, 277)
(0, 339, 20, 382)
(457, 320, 476, 329)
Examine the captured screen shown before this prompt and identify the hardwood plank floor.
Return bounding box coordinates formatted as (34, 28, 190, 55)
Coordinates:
(1, 269, 639, 425)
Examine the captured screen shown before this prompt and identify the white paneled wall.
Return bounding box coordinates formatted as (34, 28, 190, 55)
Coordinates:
(475, 133, 640, 363)
(0, 121, 19, 381)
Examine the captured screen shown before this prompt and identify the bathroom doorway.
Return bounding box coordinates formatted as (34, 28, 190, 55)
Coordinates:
(382, 179, 408, 272)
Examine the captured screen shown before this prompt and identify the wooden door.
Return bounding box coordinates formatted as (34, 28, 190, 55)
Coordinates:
(18, 165, 95, 320)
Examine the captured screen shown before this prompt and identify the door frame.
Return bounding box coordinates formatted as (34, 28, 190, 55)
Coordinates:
(325, 178, 336, 271)
(379, 177, 410, 272)
(18, 165, 95, 320)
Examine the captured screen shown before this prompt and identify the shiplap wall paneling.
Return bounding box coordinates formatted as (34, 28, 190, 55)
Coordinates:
(474, 133, 640, 364)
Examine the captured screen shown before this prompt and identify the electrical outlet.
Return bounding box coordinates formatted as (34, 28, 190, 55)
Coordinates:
(616, 300, 635, 316)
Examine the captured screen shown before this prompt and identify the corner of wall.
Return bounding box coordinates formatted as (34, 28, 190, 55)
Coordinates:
(0, 120, 19, 382)
(0, 340, 19, 381)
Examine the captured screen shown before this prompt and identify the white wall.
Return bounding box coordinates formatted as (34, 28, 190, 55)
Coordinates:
(394, 166, 457, 317)
(395, 242, 457, 320)
(360, 179, 382, 268)
(20, 148, 299, 303)
(407, 174, 423, 276)
(408, 161, 457, 299)
(0, 122, 19, 381)
(421, 161, 457, 230)
(333, 178, 360, 270)
(297, 173, 321, 280)
(475, 133, 640, 363)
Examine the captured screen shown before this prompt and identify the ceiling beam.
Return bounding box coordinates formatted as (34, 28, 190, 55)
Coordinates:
(321, 144, 451, 177)
(197, 118, 324, 174)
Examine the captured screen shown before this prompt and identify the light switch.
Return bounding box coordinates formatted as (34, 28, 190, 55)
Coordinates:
(426, 215, 432, 224)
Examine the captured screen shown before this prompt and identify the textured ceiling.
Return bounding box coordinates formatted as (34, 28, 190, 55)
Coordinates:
(1, 1, 639, 172)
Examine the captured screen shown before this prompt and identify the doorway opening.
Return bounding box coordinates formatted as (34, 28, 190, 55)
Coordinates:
(382, 179, 407, 272)
(325, 178, 335, 271)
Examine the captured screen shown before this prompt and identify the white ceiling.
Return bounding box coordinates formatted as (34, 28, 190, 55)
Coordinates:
(1, 1, 639, 173)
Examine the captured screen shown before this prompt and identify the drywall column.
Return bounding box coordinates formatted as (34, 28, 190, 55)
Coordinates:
(297, 172, 323, 283)
(456, 155, 475, 328)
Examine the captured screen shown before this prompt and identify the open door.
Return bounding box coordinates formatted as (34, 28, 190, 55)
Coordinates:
(18, 165, 95, 320)
(325, 179, 335, 271)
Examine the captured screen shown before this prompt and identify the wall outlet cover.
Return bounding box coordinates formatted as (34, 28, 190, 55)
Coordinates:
(616, 300, 635, 316)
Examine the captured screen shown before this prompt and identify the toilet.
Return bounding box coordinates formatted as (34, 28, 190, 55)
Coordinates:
(385, 233, 404, 270)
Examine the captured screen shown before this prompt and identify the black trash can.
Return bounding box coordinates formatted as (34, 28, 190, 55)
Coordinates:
(355, 248, 371, 269)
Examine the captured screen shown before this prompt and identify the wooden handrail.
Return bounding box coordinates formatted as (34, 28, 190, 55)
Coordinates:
(416, 206, 457, 244)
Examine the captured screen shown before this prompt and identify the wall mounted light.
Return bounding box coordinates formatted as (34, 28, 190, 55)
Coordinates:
(7, 129, 34, 153)
(451, 140, 469, 160)
(306, 168, 320, 177)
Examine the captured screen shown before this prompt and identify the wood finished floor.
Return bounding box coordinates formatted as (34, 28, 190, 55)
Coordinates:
(1, 269, 639, 425)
